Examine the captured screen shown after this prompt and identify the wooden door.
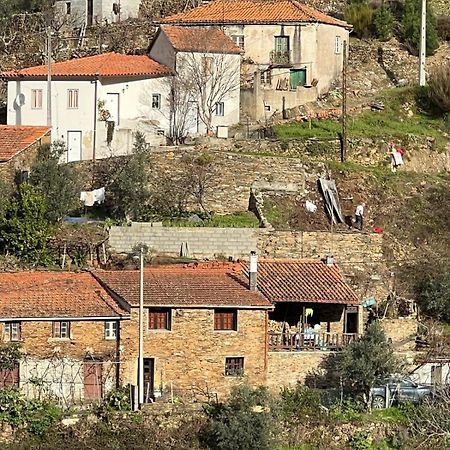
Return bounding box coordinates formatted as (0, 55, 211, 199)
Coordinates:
(143, 358, 154, 403)
(84, 361, 103, 401)
(0, 365, 19, 388)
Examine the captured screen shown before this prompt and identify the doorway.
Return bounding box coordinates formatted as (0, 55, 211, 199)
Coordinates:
(345, 306, 358, 334)
(83, 361, 103, 401)
(143, 358, 154, 403)
(67, 130, 82, 162)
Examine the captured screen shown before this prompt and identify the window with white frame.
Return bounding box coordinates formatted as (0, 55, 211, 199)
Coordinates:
(231, 35, 244, 50)
(4, 322, 20, 342)
(104, 321, 117, 340)
(260, 69, 272, 86)
(53, 321, 70, 339)
(31, 89, 43, 109)
(151, 94, 161, 109)
(67, 89, 79, 109)
(215, 102, 225, 116)
(335, 36, 342, 54)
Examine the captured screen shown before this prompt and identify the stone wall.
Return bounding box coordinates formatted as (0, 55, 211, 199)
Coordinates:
(120, 308, 268, 400)
(380, 318, 418, 352)
(266, 351, 329, 390)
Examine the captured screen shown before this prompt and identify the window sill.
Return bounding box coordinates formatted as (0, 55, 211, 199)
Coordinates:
(48, 338, 72, 342)
(214, 329, 238, 332)
(147, 329, 172, 332)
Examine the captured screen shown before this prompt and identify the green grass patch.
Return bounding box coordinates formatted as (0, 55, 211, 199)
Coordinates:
(162, 211, 259, 228)
(365, 407, 409, 425)
(273, 87, 450, 150)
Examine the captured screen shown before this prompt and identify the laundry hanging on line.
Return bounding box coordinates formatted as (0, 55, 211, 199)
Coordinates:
(80, 187, 106, 206)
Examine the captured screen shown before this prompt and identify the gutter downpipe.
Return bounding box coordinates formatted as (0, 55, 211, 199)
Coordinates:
(92, 75, 99, 162)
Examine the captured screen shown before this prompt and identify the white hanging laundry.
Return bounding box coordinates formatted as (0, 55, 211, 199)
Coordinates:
(93, 187, 106, 204)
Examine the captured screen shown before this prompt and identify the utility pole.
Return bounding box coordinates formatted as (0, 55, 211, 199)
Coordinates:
(341, 40, 348, 162)
(138, 246, 144, 408)
(46, 26, 52, 127)
(419, 0, 427, 86)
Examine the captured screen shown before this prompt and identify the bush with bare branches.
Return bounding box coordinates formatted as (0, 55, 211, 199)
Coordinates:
(429, 62, 450, 113)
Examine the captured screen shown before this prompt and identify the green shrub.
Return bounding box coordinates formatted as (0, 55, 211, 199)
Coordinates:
(345, 3, 374, 38)
(402, 0, 439, 55)
(280, 384, 324, 424)
(348, 431, 372, 450)
(201, 385, 280, 450)
(374, 4, 395, 41)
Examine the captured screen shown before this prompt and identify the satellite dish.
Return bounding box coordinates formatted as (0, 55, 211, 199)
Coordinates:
(14, 93, 25, 108)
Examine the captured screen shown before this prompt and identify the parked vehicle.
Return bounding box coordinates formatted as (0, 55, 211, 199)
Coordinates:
(370, 377, 433, 409)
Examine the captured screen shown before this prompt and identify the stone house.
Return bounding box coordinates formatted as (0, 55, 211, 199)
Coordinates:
(2, 53, 173, 161)
(0, 125, 51, 183)
(162, 0, 351, 120)
(54, 0, 141, 27)
(93, 262, 272, 401)
(149, 25, 242, 137)
(0, 272, 129, 404)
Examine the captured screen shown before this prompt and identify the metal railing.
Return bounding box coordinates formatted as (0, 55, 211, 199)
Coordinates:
(270, 50, 291, 65)
(268, 331, 358, 351)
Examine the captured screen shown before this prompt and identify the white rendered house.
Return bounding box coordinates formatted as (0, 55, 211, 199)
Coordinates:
(149, 25, 241, 138)
(2, 53, 173, 161)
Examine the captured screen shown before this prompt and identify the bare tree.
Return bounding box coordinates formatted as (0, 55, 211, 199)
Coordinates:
(176, 48, 240, 134)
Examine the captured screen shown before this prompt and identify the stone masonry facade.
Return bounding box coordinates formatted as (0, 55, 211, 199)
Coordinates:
(119, 308, 268, 400)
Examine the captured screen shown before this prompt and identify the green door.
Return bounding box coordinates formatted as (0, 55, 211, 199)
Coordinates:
(290, 69, 307, 89)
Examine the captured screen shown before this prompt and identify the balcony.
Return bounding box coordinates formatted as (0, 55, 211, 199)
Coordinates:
(268, 331, 358, 352)
(270, 50, 291, 65)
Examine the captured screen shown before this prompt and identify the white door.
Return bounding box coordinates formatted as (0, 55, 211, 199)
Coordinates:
(106, 93, 120, 125)
(67, 131, 82, 162)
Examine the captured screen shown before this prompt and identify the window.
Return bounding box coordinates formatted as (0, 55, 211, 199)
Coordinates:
(201, 56, 213, 74)
(231, 35, 244, 50)
(215, 102, 225, 116)
(67, 89, 79, 109)
(53, 321, 70, 339)
(148, 308, 171, 330)
(151, 94, 161, 109)
(260, 69, 272, 86)
(272, 36, 290, 64)
(225, 357, 244, 376)
(104, 321, 117, 340)
(31, 89, 43, 109)
(335, 36, 342, 54)
(214, 309, 237, 331)
(66, 2, 71, 14)
(4, 322, 20, 342)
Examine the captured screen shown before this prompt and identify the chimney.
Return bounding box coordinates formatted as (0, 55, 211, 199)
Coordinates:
(249, 251, 258, 291)
(325, 254, 334, 266)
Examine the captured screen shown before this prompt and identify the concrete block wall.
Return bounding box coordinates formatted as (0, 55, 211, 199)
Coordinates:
(109, 222, 258, 258)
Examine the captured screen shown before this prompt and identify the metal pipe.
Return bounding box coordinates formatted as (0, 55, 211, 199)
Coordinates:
(419, 0, 427, 86)
(46, 26, 52, 127)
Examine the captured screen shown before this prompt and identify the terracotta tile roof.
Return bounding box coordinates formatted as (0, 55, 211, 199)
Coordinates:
(241, 259, 359, 304)
(1, 52, 173, 79)
(94, 263, 272, 308)
(0, 126, 51, 162)
(0, 272, 127, 319)
(160, 25, 241, 54)
(162, 0, 350, 28)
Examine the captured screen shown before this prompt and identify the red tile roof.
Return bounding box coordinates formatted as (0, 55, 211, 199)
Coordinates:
(0, 272, 127, 319)
(0, 126, 51, 162)
(162, 0, 350, 28)
(94, 263, 272, 308)
(241, 259, 359, 304)
(1, 52, 173, 79)
(160, 25, 241, 54)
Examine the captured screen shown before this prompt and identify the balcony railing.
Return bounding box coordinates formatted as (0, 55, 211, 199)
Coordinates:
(268, 331, 358, 352)
(270, 50, 291, 65)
